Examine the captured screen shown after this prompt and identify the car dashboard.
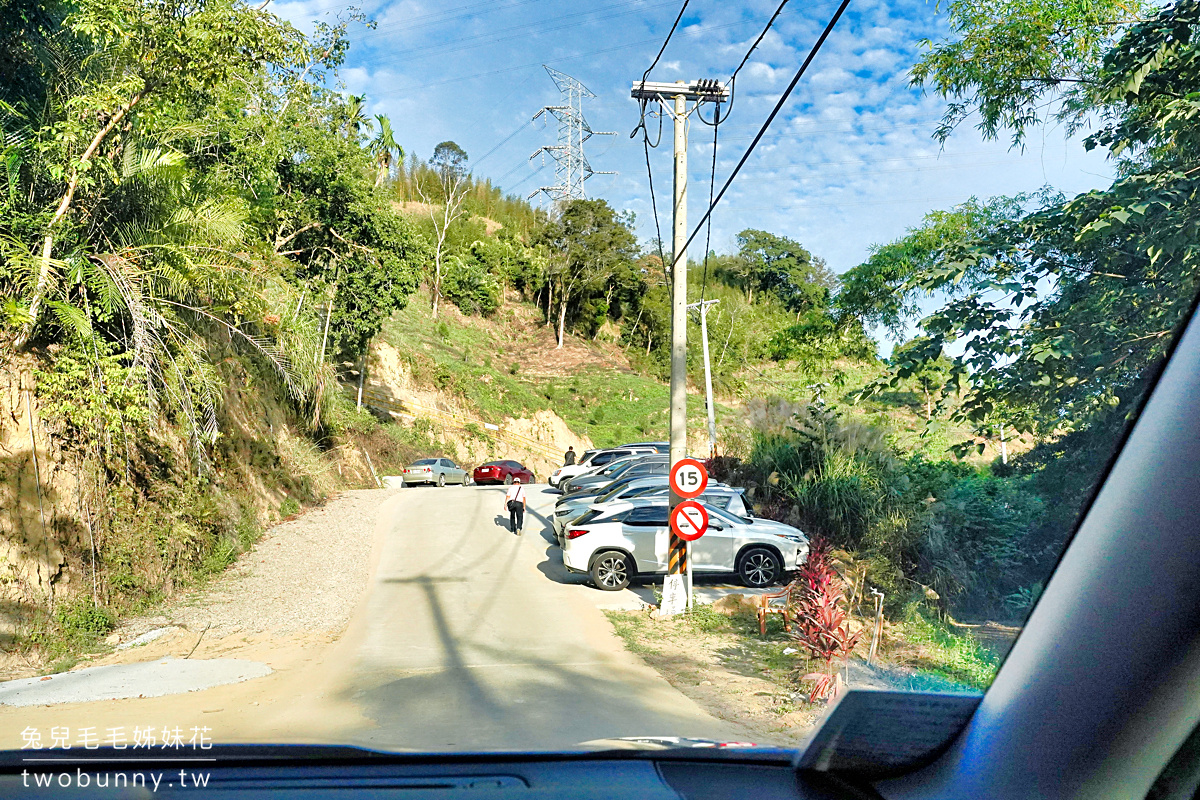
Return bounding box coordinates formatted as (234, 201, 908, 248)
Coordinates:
(0, 745, 872, 800)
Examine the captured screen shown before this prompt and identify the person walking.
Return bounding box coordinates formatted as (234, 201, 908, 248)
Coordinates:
(504, 477, 526, 535)
(563, 446, 576, 466)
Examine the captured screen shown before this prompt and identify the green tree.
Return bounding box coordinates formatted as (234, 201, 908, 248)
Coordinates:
(13, 0, 302, 346)
(536, 199, 639, 348)
(890, 337, 952, 420)
(911, 0, 1153, 146)
(734, 229, 834, 312)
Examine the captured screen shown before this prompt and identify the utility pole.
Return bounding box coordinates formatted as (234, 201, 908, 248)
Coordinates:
(632, 78, 728, 614)
(688, 299, 720, 458)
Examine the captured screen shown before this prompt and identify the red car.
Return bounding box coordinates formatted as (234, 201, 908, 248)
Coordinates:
(472, 460, 535, 485)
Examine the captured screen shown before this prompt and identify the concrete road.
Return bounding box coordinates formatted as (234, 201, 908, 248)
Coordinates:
(342, 484, 744, 751)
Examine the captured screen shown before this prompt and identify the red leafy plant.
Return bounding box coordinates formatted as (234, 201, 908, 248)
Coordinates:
(789, 537, 862, 702)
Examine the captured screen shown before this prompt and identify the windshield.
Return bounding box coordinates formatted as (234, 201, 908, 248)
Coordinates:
(3, 0, 1197, 770)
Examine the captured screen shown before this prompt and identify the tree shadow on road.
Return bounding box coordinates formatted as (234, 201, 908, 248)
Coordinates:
(345, 573, 736, 750)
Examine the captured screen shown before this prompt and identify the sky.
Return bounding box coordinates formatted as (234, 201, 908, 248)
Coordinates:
(269, 0, 1116, 284)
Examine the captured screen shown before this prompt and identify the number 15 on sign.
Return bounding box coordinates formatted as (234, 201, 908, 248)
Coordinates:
(670, 458, 708, 499)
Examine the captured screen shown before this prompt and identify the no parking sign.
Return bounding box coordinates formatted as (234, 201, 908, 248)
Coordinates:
(670, 500, 708, 541)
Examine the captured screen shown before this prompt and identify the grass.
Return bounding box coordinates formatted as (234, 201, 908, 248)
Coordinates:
(604, 610, 660, 657)
(22, 598, 118, 673)
(892, 607, 1001, 690)
(382, 296, 728, 448)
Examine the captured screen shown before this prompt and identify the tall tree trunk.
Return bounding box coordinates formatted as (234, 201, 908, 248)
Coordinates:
(557, 297, 567, 349)
(544, 281, 553, 326)
(19, 90, 145, 347)
(319, 283, 337, 365)
(432, 252, 442, 318)
(356, 353, 367, 410)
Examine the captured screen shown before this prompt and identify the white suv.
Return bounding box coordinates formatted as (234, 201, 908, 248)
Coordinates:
(548, 446, 657, 487)
(561, 499, 809, 590)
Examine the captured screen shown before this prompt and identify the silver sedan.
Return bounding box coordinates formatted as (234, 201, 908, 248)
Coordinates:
(401, 458, 469, 487)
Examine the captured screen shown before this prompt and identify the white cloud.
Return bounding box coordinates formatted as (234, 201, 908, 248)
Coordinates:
(307, 0, 1114, 277)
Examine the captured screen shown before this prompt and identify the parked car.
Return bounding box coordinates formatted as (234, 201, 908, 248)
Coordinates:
(561, 454, 668, 495)
(561, 499, 808, 590)
(559, 454, 652, 493)
(616, 441, 671, 454)
(472, 460, 535, 485)
(554, 483, 744, 544)
(549, 446, 657, 487)
(401, 458, 469, 487)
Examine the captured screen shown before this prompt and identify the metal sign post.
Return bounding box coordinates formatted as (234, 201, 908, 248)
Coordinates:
(670, 499, 709, 612)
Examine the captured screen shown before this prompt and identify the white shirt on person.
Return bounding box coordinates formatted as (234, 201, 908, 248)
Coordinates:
(505, 484, 525, 504)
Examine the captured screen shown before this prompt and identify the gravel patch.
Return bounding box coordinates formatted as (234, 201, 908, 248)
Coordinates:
(0, 658, 272, 706)
(126, 489, 389, 639)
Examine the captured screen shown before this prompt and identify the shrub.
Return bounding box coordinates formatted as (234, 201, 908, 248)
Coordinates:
(919, 475, 1044, 616)
(442, 255, 501, 316)
(54, 598, 116, 649)
(789, 538, 862, 701)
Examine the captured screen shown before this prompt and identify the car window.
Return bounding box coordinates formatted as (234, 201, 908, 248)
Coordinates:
(701, 493, 731, 509)
(591, 452, 614, 466)
(623, 506, 669, 526)
(412, 458, 437, 465)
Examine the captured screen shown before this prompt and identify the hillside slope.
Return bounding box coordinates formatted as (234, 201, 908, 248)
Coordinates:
(368, 291, 727, 459)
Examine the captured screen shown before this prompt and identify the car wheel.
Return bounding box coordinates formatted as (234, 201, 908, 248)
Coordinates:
(400, 479, 407, 488)
(591, 551, 632, 591)
(738, 546, 782, 588)
(504, 474, 513, 485)
(437, 473, 445, 488)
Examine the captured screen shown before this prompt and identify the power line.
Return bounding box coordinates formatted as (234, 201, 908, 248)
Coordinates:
(359, 0, 680, 69)
(699, 97, 720, 303)
(701, 0, 792, 126)
(641, 0, 690, 84)
(633, 0, 692, 292)
(678, 0, 853, 261)
(400, 17, 758, 94)
(474, 118, 535, 167)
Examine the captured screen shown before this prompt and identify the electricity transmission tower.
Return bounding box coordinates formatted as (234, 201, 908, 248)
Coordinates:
(528, 66, 615, 205)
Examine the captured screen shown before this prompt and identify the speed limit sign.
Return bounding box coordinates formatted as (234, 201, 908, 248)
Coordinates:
(670, 458, 708, 499)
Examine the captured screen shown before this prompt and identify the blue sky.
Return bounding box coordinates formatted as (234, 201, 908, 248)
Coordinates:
(272, 0, 1115, 284)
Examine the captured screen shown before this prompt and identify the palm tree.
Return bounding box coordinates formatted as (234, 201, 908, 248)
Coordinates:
(342, 94, 370, 140)
(368, 114, 402, 187)
(3, 135, 325, 469)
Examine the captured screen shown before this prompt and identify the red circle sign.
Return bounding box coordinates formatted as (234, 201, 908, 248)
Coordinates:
(670, 458, 708, 499)
(671, 500, 709, 541)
